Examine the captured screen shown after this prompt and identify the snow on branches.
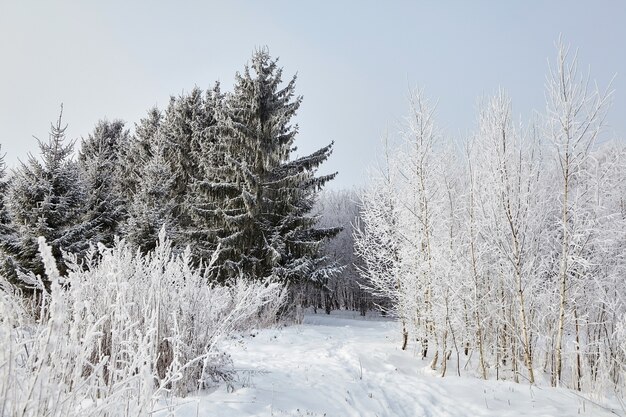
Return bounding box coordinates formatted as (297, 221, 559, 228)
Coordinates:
(354, 43, 626, 395)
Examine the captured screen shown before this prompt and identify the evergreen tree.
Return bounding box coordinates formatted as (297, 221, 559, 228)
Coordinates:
(186, 83, 226, 262)
(160, 86, 219, 248)
(5, 106, 87, 280)
(117, 107, 170, 252)
(78, 119, 128, 247)
(123, 129, 177, 253)
(204, 49, 339, 282)
(116, 107, 162, 205)
(0, 146, 17, 279)
(0, 146, 9, 234)
(119, 88, 221, 253)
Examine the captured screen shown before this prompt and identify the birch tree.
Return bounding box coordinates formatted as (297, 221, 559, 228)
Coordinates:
(395, 89, 443, 365)
(545, 40, 613, 386)
(473, 91, 546, 383)
(355, 136, 410, 349)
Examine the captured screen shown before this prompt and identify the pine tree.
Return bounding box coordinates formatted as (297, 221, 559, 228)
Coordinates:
(205, 49, 339, 282)
(78, 120, 128, 247)
(5, 106, 88, 281)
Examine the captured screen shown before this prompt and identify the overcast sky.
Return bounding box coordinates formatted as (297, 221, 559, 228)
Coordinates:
(1, 1, 625, 188)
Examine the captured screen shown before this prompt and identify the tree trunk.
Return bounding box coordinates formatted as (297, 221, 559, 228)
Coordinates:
(554, 161, 570, 387)
(574, 307, 582, 391)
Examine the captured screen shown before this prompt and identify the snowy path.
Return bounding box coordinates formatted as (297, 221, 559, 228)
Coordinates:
(161, 313, 621, 417)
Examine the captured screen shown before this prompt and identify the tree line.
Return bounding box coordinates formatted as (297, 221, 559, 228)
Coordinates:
(0, 49, 340, 290)
(354, 42, 626, 395)
(1, 49, 333, 415)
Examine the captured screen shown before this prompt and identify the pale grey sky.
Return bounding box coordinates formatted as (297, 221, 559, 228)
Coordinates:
(1, 1, 625, 188)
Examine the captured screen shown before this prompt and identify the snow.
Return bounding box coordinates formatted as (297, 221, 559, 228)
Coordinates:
(157, 312, 621, 417)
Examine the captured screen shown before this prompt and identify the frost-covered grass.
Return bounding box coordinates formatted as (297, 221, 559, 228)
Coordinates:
(167, 312, 624, 417)
(0, 230, 286, 417)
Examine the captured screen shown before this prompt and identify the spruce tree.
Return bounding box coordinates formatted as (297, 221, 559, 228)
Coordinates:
(116, 107, 162, 205)
(78, 120, 128, 247)
(119, 88, 220, 253)
(0, 146, 17, 279)
(160, 87, 219, 249)
(205, 49, 339, 282)
(0, 146, 10, 237)
(186, 83, 226, 262)
(5, 106, 87, 280)
(117, 107, 170, 252)
(123, 129, 177, 253)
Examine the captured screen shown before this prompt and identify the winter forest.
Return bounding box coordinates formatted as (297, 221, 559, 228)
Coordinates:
(1, 39, 626, 416)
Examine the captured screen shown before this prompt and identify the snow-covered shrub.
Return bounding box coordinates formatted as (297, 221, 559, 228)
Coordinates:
(0, 229, 285, 417)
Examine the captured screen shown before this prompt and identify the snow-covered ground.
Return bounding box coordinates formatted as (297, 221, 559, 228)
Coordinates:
(158, 312, 623, 417)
